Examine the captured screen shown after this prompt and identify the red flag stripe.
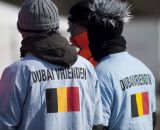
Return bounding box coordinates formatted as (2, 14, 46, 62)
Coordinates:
(67, 87, 80, 112)
(142, 92, 149, 115)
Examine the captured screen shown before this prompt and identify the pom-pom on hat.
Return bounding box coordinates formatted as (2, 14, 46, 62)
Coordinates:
(87, 0, 132, 42)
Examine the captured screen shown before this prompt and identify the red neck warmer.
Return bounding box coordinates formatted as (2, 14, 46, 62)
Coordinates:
(70, 32, 97, 66)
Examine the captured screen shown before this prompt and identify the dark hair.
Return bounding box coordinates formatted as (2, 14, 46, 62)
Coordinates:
(68, 0, 93, 27)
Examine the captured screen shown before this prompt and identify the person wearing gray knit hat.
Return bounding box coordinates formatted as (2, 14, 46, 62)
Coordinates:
(16, 0, 77, 66)
(0, 0, 104, 130)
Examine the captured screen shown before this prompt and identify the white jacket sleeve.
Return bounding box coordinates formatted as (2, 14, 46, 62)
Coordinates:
(93, 79, 104, 125)
(96, 70, 114, 127)
(0, 65, 29, 130)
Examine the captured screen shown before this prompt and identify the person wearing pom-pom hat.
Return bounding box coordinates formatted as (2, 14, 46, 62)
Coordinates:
(87, 0, 157, 130)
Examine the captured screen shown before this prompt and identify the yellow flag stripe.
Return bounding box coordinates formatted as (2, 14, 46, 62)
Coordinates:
(136, 93, 143, 116)
(57, 87, 67, 112)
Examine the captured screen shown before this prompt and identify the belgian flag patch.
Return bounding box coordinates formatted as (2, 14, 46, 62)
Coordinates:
(46, 87, 80, 113)
(131, 92, 149, 118)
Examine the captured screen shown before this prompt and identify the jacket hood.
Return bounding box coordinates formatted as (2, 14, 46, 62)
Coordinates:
(20, 33, 78, 68)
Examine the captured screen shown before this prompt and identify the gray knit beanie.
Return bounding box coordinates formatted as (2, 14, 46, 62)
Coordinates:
(17, 0, 59, 33)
